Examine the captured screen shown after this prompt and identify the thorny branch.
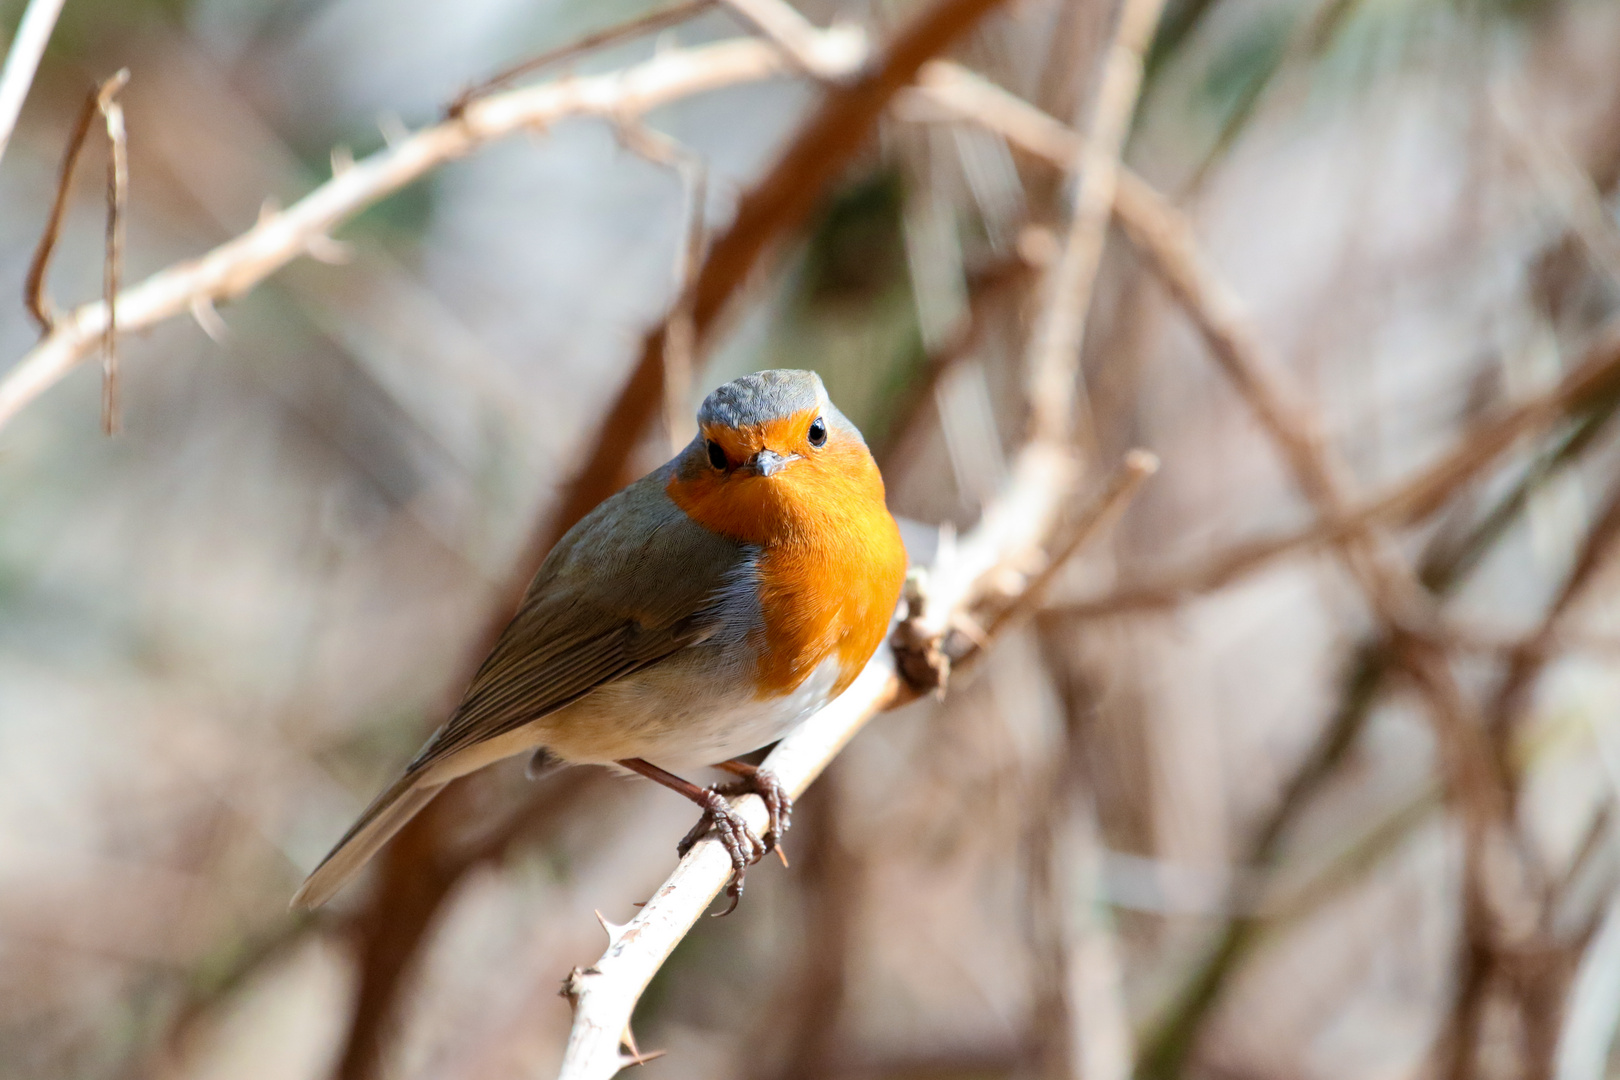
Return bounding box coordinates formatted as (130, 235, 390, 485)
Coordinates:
(322, 4, 1018, 1076)
(0, 36, 808, 433)
(556, 450, 1155, 1079)
(444, 0, 719, 118)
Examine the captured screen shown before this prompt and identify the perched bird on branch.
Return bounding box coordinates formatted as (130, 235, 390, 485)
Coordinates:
(293, 369, 908, 913)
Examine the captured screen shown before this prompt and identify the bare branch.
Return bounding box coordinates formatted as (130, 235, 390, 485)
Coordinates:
(981, 449, 1157, 639)
(98, 71, 128, 435)
(23, 69, 128, 432)
(718, 0, 868, 80)
(557, 448, 1151, 1078)
(1022, 0, 1169, 444)
(0, 37, 814, 434)
(1494, 86, 1620, 290)
(1047, 322, 1620, 615)
(24, 81, 98, 331)
(445, 0, 720, 118)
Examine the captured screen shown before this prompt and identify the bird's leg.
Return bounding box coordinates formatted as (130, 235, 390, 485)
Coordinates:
(713, 760, 792, 853)
(617, 757, 765, 916)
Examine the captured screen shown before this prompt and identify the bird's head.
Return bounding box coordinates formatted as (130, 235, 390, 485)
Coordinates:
(667, 370, 886, 544)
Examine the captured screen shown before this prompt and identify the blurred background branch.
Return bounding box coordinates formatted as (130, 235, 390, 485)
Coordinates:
(6, 0, 1620, 1079)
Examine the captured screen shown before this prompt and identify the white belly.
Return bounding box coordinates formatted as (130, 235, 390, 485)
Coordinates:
(523, 648, 846, 771)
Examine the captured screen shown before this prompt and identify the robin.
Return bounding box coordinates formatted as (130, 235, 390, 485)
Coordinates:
(293, 369, 908, 913)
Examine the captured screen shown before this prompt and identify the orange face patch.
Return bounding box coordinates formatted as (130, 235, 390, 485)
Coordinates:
(667, 409, 908, 700)
(699, 408, 821, 470)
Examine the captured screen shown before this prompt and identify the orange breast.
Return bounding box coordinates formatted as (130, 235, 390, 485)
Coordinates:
(666, 423, 907, 698)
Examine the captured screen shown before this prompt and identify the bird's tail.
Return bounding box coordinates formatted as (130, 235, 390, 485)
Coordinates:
(291, 771, 444, 909)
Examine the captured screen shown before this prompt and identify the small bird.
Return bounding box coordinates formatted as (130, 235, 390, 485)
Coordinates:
(293, 369, 907, 913)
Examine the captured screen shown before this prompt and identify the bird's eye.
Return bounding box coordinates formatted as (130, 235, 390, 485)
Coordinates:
(807, 417, 827, 447)
(706, 439, 728, 470)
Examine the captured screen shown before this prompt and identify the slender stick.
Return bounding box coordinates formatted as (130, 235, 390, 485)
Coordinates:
(445, 0, 719, 118)
(1048, 323, 1620, 617)
(1023, 0, 1169, 444)
(0, 0, 66, 169)
(98, 72, 127, 435)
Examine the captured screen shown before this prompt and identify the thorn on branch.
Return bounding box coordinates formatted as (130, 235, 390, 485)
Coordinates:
(594, 909, 631, 947)
(376, 110, 409, 147)
(190, 297, 227, 343)
(620, 1026, 665, 1067)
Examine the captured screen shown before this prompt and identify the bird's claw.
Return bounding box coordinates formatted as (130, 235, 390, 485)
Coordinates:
(677, 787, 766, 917)
(734, 768, 792, 853)
(675, 768, 794, 916)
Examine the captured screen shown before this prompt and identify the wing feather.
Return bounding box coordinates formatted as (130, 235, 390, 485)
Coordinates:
(407, 466, 751, 773)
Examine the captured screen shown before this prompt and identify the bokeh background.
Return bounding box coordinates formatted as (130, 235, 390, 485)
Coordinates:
(4, 0, 1620, 1078)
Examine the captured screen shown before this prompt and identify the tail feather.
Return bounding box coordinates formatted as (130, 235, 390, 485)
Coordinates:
(291, 772, 444, 909)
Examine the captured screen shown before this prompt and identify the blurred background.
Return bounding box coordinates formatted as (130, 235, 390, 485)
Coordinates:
(4, 0, 1620, 1078)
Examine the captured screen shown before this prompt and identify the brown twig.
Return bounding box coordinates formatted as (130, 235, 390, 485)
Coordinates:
(941, 41, 1563, 1080)
(1022, 0, 1170, 445)
(982, 449, 1158, 640)
(1465, 477, 1620, 1080)
(444, 0, 719, 118)
(1488, 476, 1620, 749)
(99, 73, 128, 435)
(1132, 361, 1620, 1080)
(25, 81, 99, 330)
(24, 70, 129, 431)
(0, 36, 832, 435)
(1051, 318, 1620, 619)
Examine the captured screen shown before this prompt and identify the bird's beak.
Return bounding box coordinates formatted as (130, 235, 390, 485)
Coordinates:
(747, 449, 797, 477)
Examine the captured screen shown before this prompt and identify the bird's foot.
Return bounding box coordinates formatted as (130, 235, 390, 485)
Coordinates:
(676, 786, 766, 917)
(716, 765, 792, 853)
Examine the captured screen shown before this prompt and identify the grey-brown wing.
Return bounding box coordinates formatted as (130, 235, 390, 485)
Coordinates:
(408, 466, 753, 772)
